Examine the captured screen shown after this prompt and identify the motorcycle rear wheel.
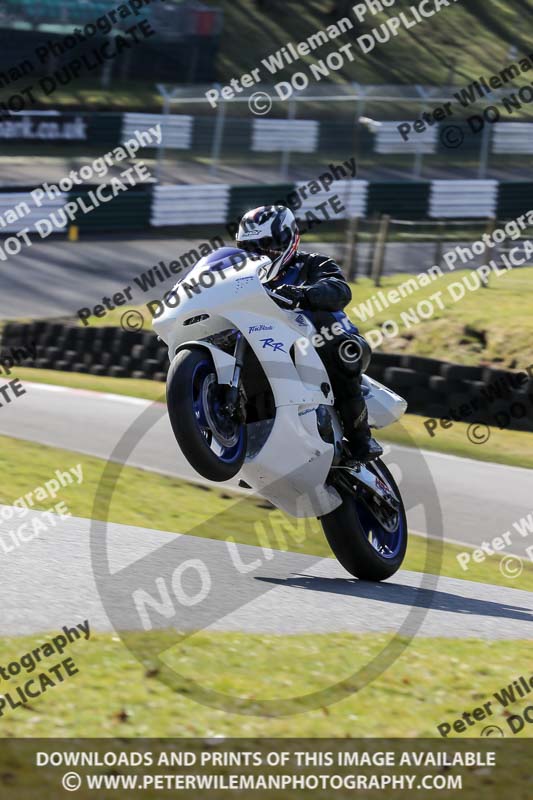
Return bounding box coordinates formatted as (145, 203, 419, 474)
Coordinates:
(320, 459, 407, 581)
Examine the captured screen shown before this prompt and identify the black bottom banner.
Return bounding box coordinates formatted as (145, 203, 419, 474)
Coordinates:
(0, 738, 531, 798)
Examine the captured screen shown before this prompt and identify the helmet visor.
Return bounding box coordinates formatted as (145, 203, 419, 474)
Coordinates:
(236, 237, 282, 259)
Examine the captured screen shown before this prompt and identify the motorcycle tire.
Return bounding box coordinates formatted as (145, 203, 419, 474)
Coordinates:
(320, 459, 408, 581)
(166, 347, 247, 482)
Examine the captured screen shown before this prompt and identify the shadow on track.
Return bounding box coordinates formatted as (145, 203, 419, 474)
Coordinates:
(256, 574, 533, 623)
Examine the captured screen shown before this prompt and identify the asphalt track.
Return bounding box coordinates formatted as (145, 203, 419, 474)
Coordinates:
(1, 382, 532, 557)
(3, 236, 525, 320)
(0, 237, 340, 320)
(0, 152, 522, 190)
(1, 510, 531, 639)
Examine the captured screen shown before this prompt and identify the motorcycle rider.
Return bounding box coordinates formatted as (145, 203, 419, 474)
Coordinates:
(236, 204, 383, 463)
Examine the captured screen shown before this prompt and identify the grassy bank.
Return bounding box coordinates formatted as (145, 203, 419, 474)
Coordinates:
(14, 367, 166, 403)
(70, 265, 533, 367)
(0, 1, 527, 114)
(347, 267, 533, 369)
(219, 0, 529, 93)
(0, 630, 530, 738)
(1, 434, 532, 591)
(43, 0, 523, 105)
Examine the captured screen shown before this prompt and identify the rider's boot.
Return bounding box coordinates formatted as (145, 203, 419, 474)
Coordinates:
(339, 397, 383, 465)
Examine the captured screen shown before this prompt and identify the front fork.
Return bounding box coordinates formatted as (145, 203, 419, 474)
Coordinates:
(224, 333, 247, 417)
(333, 460, 400, 517)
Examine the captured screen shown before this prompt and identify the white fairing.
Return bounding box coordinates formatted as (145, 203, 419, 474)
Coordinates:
(153, 251, 406, 517)
(362, 375, 408, 429)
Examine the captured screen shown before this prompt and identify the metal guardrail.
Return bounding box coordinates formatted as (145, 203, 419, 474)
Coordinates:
(0, 180, 530, 236)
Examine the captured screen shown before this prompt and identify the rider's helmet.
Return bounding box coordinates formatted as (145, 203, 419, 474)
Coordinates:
(236, 205, 300, 282)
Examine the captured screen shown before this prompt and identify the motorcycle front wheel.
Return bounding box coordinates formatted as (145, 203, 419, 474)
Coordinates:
(320, 459, 408, 581)
(166, 348, 247, 482)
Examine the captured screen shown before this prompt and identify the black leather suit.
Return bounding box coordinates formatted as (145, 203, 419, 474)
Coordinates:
(268, 251, 372, 447)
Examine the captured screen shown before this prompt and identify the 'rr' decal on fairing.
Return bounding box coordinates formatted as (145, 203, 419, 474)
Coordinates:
(260, 337, 286, 353)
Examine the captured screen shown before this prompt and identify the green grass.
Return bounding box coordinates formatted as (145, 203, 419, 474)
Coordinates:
(14, 366, 533, 470)
(0, 630, 530, 739)
(14, 366, 165, 402)
(76, 304, 156, 329)
(0, 78, 162, 114)
(1, 434, 532, 592)
(0, 0, 528, 116)
(1, 429, 531, 743)
(219, 0, 530, 96)
(11, 264, 533, 371)
(73, 265, 533, 367)
(347, 266, 533, 369)
(382, 414, 533, 471)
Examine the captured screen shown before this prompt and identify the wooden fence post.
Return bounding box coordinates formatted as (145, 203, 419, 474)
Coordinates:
(345, 215, 359, 281)
(370, 214, 390, 287)
(482, 217, 496, 287)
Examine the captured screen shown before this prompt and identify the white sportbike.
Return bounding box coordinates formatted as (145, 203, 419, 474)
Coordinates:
(153, 247, 408, 580)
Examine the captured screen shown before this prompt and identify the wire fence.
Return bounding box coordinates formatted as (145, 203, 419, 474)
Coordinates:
(338, 216, 533, 282)
(155, 83, 533, 182)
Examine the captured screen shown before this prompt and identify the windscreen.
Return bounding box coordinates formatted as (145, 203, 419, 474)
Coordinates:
(198, 247, 259, 273)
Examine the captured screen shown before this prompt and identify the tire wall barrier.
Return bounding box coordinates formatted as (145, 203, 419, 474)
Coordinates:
(2, 322, 532, 432)
(1, 321, 168, 383)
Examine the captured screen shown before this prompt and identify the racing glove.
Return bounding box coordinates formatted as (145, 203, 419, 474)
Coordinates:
(273, 284, 308, 310)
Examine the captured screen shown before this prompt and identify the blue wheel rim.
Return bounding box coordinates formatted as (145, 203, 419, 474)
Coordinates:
(191, 359, 245, 465)
(355, 474, 406, 560)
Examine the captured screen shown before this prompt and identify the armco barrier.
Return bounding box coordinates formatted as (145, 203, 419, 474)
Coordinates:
(429, 180, 499, 219)
(493, 123, 533, 155)
(375, 122, 437, 154)
(71, 186, 153, 232)
(367, 182, 430, 219)
(2, 321, 532, 432)
(2, 109, 533, 159)
(497, 182, 533, 219)
(122, 113, 193, 150)
(0, 181, 532, 236)
(318, 120, 366, 153)
(295, 180, 368, 221)
(195, 116, 253, 153)
(227, 183, 294, 226)
(251, 119, 319, 153)
(151, 184, 230, 226)
(0, 190, 68, 233)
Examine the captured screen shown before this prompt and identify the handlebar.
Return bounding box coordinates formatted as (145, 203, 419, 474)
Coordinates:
(265, 288, 294, 307)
